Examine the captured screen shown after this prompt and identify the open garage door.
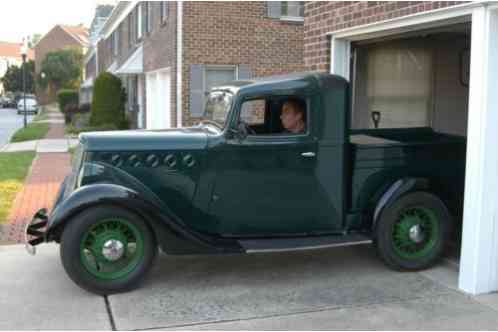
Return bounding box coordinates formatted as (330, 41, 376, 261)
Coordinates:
(349, 24, 471, 263)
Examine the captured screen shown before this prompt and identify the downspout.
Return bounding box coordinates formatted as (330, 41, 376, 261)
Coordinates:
(176, 1, 183, 127)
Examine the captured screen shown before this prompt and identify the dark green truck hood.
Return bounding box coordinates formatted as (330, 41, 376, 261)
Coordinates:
(79, 127, 209, 151)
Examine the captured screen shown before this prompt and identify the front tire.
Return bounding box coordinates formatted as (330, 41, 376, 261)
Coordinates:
(375, 191, 451, 271)
(60, 205, 157, 295)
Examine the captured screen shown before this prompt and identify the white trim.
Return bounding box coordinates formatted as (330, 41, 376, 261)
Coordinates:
(327, 2, 478, 41)
(177, 1, 183, 128)
(115, 46, 143, 75)
(280, 16, 304, 23)
(458, 5, 498, 295)
(145, 66, 171, 75)
(101, 1, 139, 40)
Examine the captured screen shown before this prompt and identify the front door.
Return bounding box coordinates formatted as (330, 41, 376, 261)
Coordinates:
(208, 96, 340, 237)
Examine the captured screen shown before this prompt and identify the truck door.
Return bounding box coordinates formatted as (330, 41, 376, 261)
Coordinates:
(208, 96, 342, 237)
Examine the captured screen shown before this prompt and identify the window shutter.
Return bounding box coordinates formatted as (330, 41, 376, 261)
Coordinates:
(189, 64, 205, 117)
(238, 64, 252, 80)
(267, 1, 282, 18)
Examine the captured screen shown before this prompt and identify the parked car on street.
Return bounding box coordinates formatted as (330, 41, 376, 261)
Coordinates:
(25, 73, 466, 295)
(1, 96, 16, 108)
(17, 97, 39, 115)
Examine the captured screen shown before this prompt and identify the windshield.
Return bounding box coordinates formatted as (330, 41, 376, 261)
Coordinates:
(203, 90, 233, 128)
(18, 99, 37, 106)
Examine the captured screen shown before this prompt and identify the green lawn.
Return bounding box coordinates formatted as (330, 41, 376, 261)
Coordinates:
(10, 122, 49, 143)
(0, 151, 36, 223)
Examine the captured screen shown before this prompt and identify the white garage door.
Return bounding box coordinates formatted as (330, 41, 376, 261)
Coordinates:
(146, 69, 171, 129)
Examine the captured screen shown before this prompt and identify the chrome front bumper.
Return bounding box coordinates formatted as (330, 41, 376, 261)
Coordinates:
(24, 208, 48, 255)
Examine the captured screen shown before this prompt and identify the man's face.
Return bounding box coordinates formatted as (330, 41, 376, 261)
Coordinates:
(280, 102, 302, 131)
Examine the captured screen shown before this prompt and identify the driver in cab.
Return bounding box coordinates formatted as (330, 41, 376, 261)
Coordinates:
(280, 99, 306, 134)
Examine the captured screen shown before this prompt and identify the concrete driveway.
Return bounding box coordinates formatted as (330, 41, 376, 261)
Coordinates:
(0, 108, 34, 148)
(1, 243, 498, 330)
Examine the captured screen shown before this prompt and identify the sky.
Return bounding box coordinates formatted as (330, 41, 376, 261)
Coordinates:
(0, 0, 116, 43)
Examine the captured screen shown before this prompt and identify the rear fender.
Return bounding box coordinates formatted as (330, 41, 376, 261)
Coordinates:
(372, 177, 429, 230)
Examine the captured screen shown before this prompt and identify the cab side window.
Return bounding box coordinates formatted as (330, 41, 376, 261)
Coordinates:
(239, 97, 308, 136)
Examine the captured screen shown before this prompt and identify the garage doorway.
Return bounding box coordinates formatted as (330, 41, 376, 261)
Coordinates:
(146, 68, 171, 129)
(349, 23, 471, 264)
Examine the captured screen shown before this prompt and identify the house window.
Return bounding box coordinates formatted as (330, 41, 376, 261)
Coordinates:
(112, 29, 119, 56)
(205, 66, 237, 95)
(146, 2, 153, 33)
(160, 2, 169, 24)
(136, 4, 143, 40)
(128, 14, 133, 45)
(281, 1, 304, 19)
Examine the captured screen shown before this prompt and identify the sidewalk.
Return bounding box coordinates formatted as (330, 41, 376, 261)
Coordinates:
(0, 105, 73, 244)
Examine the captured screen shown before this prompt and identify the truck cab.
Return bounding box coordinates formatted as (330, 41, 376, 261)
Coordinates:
(26, 72, 466, 294)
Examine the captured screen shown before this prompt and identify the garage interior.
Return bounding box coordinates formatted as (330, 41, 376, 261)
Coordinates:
(349, 23, 471, 264)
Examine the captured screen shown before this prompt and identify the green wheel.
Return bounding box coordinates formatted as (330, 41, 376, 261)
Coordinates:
(61, 206, 157, 294)
(375, 191, 451, 271)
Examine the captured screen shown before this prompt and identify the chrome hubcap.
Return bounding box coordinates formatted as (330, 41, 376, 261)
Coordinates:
(409, 224, 424, 243)
(102, 239, 125, 261)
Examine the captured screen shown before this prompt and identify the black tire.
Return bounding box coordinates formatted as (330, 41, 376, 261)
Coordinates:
(60, 205, 157, 295)
(375, 191, 451, 271)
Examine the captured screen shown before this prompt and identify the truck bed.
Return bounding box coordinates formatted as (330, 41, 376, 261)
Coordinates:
(347, 127, 466, 225)
(350, 127, 465, 147)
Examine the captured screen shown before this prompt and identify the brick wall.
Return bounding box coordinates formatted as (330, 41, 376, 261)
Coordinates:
(97, 37, 112, 73)
(304, 1, 463, 71)
(181, 1, 304, 127)
(143, 1, 177, 127)
(35, 25, 85, 104)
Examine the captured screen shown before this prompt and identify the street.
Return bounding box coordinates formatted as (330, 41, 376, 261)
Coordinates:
(0, 108, 34, 148)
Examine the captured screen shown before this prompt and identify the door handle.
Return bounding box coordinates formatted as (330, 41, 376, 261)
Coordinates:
(301, 152, 316, 158)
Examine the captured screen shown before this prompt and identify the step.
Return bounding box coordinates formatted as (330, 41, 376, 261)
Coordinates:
(239, 233, 372, 253)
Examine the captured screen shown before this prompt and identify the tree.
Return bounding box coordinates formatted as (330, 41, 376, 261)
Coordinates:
(0, 60, 35, 93)
(37, 47, 83, 92)
(28, 33, 42, 48)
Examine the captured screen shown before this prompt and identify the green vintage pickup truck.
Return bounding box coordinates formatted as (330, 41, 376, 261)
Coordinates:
(25, 72, 466, 294)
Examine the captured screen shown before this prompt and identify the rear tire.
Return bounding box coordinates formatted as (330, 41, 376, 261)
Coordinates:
(375, 191, 451, 271)
(60, 205, 157, 295)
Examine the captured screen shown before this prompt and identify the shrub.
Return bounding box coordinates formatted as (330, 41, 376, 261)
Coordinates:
(66, 123, 118, 135)
(90, 72, 127, 129)
(57, 89, 79, 114)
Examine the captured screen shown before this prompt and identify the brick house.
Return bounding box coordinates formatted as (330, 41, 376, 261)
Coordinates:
(35, 24, 89, 104)
(80, 4, 114, 105)
(303, 1, 498, 295)
(0, 41, 34, 95)
(82, 1, 304, 129)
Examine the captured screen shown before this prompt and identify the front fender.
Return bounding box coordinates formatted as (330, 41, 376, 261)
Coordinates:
(46, 183, 242, 254)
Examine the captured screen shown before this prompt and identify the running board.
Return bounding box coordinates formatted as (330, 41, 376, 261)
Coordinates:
(239, 234, 372, 253)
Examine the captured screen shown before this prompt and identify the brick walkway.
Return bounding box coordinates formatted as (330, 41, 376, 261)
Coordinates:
(1, 107, 72, 243)
(44, 123, 66, 139)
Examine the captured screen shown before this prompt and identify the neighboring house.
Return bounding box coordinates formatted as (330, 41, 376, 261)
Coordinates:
(80, 4, 115, 106)
(304, 1, 498, 295)
(0, 41, 34, 95)
(35, 24, 89, 105)
(83, 1, 304, 129)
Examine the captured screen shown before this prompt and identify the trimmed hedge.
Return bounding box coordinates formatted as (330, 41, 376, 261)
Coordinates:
(90, 72, 128, 129)
(57, 89, 79, 114)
